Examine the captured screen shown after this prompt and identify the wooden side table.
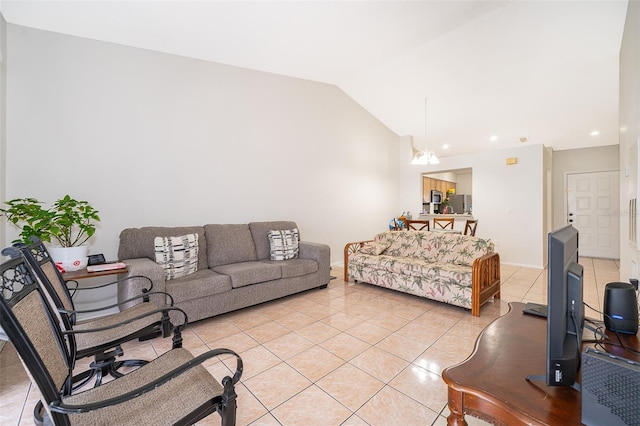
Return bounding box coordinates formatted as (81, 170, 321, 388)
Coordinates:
(442, 302, 639, 425)
(61, 265, 130, 319)
(62, 265, 128, 281)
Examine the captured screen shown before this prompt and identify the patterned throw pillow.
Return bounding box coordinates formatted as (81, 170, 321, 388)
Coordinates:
(154, 234, 199, 280)
(358, 241, 389, 255)
(268, 228, 299, 260)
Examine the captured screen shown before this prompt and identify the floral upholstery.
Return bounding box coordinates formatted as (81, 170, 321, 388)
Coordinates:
(348, 231, 495, 310)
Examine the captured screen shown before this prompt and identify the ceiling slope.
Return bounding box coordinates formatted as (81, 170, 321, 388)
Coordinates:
(0, 0, 629, 157)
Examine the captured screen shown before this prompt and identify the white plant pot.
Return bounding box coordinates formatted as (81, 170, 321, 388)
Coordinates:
(48, 246, 89, 272)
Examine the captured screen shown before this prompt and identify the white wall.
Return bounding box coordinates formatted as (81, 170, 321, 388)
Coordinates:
(4, 25, 402, 264)
(619, 1, 640, 282)
(400, 141, 546, 268)
(0, 14, 5, 351)
(0, 15, 6, 250)
(455, 171, 472, 194)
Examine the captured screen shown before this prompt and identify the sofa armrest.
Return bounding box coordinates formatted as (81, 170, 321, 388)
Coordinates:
(299, 241, 331, 274)
(471, 252, 501, 316)
(119, 258, 167, 309)
(343, 240, 374, 282)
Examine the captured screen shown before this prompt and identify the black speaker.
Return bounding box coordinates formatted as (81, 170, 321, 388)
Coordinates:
(582, 348, 640, 426)
(603, 282, 639, 334)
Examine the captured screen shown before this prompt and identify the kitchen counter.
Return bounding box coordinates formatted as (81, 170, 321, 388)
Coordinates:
(417, 213, 473, 219)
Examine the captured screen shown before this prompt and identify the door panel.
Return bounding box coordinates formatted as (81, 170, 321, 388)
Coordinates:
(567, 171, 619, 258)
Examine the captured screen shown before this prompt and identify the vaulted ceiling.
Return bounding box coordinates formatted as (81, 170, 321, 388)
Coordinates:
(0, 0, 629, 158)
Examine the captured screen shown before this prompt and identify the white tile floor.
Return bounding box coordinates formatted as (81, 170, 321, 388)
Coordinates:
(0, 258, 619, 425)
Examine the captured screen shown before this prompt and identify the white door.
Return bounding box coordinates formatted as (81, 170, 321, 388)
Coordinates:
(567, 171, 619, 259)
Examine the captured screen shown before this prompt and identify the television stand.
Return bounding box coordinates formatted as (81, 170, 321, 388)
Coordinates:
(442, 302, 639, 426)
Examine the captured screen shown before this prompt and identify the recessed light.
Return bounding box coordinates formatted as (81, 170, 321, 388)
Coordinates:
(590, 130, 600, 136)
(442, 144, 449, 150)
(519, 137, 529, 143)
(490, 135, 498, 142)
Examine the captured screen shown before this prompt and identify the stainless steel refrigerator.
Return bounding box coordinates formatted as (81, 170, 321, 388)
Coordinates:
(449, 194, 472, 214)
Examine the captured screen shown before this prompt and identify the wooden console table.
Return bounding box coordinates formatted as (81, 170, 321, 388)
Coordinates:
(442, 302, 639, 426)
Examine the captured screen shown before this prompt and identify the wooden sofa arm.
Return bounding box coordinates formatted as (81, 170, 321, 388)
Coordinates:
(471, 252, 501, 316)
(343, 240, 374, 282)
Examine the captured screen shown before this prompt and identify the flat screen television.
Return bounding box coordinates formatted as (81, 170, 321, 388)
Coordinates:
(546, 224, 584, 387)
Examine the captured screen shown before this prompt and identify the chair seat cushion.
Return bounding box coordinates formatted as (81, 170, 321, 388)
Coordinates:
(73, 302, 163, 353)
(212, 261, 282, 288)
(63, 348, 223, 425)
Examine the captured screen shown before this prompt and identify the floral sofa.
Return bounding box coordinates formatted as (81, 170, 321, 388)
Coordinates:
(344, 231, 500, 316)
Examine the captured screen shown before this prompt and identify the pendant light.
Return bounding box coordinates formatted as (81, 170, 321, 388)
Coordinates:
(411, 98, 439, 165)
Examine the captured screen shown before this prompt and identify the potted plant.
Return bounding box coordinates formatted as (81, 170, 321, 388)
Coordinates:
(441, 197, 451, 214)
(0, 195, 100, 271)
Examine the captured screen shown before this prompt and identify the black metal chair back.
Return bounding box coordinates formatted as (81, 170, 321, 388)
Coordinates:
(0, 255, 75, 423)
(4, 244, 80, 364)
(6, 238, 177, 389)
(1, 253, 243, 426)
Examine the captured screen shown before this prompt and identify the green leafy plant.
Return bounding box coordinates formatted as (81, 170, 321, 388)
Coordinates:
(0, 195, 100, 247)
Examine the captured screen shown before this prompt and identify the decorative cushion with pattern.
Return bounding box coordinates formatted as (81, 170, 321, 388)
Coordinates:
(268, 228, 299, 260)
(358, 241, 390, 256)
(154, 233, 199, 280)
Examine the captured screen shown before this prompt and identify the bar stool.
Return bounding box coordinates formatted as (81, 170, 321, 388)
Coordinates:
(403, 219, 430, 231)
(433, 217, 454, 230)
(464, 219, 478, 236)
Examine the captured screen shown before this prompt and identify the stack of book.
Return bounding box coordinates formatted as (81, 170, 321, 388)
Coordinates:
(86, 262, 127, 273)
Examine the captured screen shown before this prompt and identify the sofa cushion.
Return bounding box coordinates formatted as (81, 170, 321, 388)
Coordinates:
(435, 235, 494, 266)
(154, 234, 199, 280)
(118, 226, 208, 269)
(374, 231, 440, 262)
(347, 262, 473, 310)
(262, 259, 319, 278)
(372, 231, 493, 266)
(249, 221, 298, 260)
(349, 253, 418, 277)
(268, 228, 299, 260)
(349, 254, 473, 287)
(204, 224, 258, 267)
(212, 261, 281, 288)
(164, 269, 232, 304)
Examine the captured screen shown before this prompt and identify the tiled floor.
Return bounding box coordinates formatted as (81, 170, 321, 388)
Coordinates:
(0, 258, 619, 425)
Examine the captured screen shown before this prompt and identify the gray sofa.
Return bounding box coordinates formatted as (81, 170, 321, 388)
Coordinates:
(117, 221, 331, 323)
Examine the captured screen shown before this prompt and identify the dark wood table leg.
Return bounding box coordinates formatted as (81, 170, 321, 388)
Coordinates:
(446, 387, 468, 426)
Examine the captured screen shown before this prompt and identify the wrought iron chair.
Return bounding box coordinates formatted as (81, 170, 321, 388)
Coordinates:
(5, 239, 179, 388)
(0, 254, 243, 426)
(464, 219, 478, 236)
